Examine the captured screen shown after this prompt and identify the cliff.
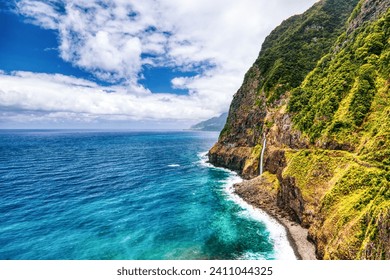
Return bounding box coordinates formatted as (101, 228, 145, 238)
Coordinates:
(209, 0, 390, 259)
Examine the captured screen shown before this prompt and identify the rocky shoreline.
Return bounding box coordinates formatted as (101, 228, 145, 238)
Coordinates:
(234, 175, 317, 260)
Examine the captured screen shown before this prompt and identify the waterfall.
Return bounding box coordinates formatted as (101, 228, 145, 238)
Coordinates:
(259, 137, 266, 175)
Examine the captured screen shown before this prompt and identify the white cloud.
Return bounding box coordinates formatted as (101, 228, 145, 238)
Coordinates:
(0, 71, 216, 122)
(17, 0, 60, 29)
(3, 0, 317, 127)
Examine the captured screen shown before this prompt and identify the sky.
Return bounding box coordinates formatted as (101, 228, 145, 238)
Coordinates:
(0, 0, 317, 129)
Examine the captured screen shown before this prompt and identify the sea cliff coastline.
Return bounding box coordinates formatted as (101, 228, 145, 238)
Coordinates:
(233, 176, 317, 260)
(208, 0, 390, 260)
(203, 152, 297, 259)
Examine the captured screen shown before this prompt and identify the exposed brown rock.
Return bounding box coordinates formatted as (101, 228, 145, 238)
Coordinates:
(234, 175, 317, 260)
(208, 143, 253, 178)
(208, 64, 266, 179)
(347, 0, 390, 34)
(264, 105, 309, 150)
(219, 64, 265, 147)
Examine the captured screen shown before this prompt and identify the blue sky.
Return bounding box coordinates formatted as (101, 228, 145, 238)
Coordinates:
(0, 8, 95, 79)
(0, 0, 316, 129)
(0, 3, 198, 92)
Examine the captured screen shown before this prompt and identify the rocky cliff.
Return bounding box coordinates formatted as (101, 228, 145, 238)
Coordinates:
(209, 0, 390, 259)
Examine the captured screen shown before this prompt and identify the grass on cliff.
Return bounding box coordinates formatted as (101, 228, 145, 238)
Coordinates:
(288, 9, 390, 161)
(282, 149, 352, 225)
(318, 166, 390, 259)
(255, 0, 359, 104)
(282, 148, 390, 259)
(283, 149, 352, 201)
(356, 75, 390, 168)
(284, 8, 390, 259)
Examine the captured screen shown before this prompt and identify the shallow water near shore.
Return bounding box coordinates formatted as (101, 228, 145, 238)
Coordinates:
(0, 130, 295, 260)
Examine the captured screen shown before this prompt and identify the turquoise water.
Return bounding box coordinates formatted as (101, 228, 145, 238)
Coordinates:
(0, 130, 294, 260)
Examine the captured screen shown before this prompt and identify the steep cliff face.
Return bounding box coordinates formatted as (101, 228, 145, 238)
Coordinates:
(293, 0, 390, 259)
(209, 0, 390, 259)
(209, 65, 264, 178)
(209, 0, 360, 178)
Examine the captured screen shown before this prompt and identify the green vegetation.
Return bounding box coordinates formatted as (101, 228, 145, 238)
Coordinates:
(347, 0, 363, 23)
(260, 172, 281, 197)
(282, 149, 351, 226)
(284, 149, 351, 201)
(317, 166, 390, 259)
(212, 0, 390, 259)
(282, 7, 390, 259)
(357, 75, 390, 168)
(281, 148, 389, 259)
(219, 121, 231, 139)
(289, 9, 389, 148)
(264, 1, 389, 259)
(255, 0, 359, 104)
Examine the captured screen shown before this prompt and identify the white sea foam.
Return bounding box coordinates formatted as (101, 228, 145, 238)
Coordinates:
(197, 151, 233, 172)
(198, 151, 297, 260)
(236, 251, 268, 260)
(167, 164, 180, 167)
(224, 181, 296, 260)
(197, 151, 213, 168)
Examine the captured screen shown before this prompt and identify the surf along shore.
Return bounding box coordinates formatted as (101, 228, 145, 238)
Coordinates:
(233, 175, 317, 260)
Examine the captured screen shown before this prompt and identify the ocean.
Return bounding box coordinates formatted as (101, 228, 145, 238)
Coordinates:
(0, 130, 295, 260)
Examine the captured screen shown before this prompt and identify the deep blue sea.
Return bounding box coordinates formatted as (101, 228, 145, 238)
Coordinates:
(0, 130, 294, 260)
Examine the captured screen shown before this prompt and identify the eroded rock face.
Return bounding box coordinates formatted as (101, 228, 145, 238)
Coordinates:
(264, 149, 286, 176)
(347, 0, 390, 34)
(264, 106, 309, 150)
(218, 65, 265, 148)
(278, 176, 305, 224)
(262, 149, 308, 225)
(208, 144, 252, 177)
(208, 64, 266, 179)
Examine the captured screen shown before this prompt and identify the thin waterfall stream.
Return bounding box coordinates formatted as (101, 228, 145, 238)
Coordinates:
(259, 137, 266, 175)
